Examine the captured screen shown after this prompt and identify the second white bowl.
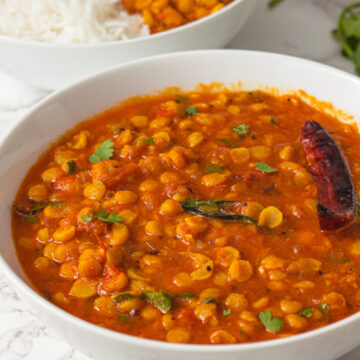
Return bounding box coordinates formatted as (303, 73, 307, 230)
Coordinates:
(0, 0, 256, 90)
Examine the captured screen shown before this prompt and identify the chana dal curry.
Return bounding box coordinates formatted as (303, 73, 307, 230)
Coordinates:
(124, 0, 234, 33)
(12, 88, 360, 344)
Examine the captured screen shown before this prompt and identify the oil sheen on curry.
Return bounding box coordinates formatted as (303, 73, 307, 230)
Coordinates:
(12, 89, 360, 344)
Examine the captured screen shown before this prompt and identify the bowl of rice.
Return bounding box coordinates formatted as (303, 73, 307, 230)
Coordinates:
(0, 0, 256, 90)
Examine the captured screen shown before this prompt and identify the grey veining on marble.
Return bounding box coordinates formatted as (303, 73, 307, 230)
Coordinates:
(1, 0, 360, 359)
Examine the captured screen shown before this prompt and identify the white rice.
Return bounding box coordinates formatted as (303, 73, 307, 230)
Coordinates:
(0, 0, 150, 43)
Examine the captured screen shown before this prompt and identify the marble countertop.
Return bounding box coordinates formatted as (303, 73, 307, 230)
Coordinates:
(0, 0, 359, 359)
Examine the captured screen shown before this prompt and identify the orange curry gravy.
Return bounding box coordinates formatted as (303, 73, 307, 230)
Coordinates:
(12, 89, 360, 344)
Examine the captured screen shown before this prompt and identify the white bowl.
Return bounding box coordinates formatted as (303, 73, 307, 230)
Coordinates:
(0, 0, 256, 90)
(1, 50, 360, 360)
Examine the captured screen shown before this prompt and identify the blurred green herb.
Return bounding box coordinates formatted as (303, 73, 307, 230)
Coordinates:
(232, 124, 249, 135)
(134, 137, 154, 145)
(334, 3, 360, 75)
(268, 0, 285, 8)
(186, 106, 198, 115)
(205, 164, 223, 174)
(66, 160, 76, 175)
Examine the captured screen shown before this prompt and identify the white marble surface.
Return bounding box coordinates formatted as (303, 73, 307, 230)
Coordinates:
(0, 0, 359, 359)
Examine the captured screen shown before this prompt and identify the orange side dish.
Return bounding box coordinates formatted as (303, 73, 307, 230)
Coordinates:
(123, 0, 234, 33)
(12, 89, 360, 344)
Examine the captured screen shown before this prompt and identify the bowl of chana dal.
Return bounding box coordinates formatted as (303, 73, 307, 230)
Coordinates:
(2, 50, 360, 360)
(0, 0, 256, 90)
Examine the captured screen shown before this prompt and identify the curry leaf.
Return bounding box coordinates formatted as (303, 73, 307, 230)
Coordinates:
(232, 124, 249, 135)
(141, 290, 172, 314)
(255, 162, 278, 173)
(66, 160, 76, 175)
(89, 139, 114, 164)
(26, 215, 40, 223)
(180, 292, 196, 299)
(113, 293, 136, 303)
(259, 311, 284, 333)
(179, 198, 257, 224)
(203, 297, 220, 306)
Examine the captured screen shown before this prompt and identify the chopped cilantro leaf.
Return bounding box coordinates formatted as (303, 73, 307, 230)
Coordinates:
(232, 124, 249, 135)
(318, 302, 330, 314)
(81, 215, 92, 222)
(205, 164, 223, 174)
(223, 309, 231, 317)
(203, 297, 220, 306)
(255, 162, 278, 173)
(270, 117, 277, 124)
(134, 137, 154, 145)
(185, 106, 198, 115)
(259, 311, 284, 333)
(66, 160, 76, 175)
(299, 308, 313, 318)
(89, 139, 114, 164)
(81, 210, 124, 223)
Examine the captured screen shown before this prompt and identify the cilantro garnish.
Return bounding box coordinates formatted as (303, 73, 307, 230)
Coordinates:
(185, 106, 198, 115)
(88, 139, 114, 164)
(318, 302, 330, 314)
(134, 137, 154, 145)
(203, 297, 220, 306)
(270, 117, 277, 124)
(255, 162, 278, 173)
(258, 311, 284, 333)
(223, 309, 231, 317)
(180, 292, 196, 299)
(66, 160, 76, 175)
(205, 164, 223, 174)
(299, 308, 313, 318)
(232, 124, 249, 135)
(81, 209, 124, 223)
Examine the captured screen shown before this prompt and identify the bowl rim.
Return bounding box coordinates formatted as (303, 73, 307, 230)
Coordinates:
(2, 49, 360, 353)
(0, 0, 249, 48)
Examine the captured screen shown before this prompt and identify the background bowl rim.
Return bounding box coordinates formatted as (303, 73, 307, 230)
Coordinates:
(2, 49, 360, 353)
(0, 0, 249, 49)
